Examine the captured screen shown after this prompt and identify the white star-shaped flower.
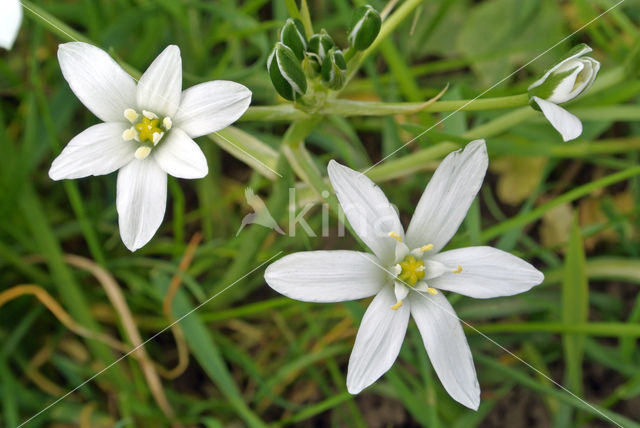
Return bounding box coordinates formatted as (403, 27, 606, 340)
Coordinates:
(0, 0, 22, 50)
(264, 140, 544, 409)
(49, 42, 252, 251)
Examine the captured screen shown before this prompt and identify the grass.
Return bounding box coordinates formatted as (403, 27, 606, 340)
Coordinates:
(1, 0, 640, 426)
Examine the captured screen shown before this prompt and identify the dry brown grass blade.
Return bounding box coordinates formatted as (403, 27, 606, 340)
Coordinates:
(62, 254, 177, 422)
(160, 232, 202, 380)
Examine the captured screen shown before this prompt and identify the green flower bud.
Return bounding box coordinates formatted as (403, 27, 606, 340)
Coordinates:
(321, 48, 347, 90)
(280, 18, 307, 60)
(267, 42, 308, 101)
(528, 44, 600, 108)
(348, 5, 381, 51)
(308, 30, 336, 63)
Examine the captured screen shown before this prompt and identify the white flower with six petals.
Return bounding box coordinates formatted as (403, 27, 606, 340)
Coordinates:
(265, 140, 544, 409)
(49, 42, 251, 251)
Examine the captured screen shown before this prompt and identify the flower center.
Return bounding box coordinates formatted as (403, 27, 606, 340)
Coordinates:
(397, 255, 425, 286)
(121, 108, 173, 160)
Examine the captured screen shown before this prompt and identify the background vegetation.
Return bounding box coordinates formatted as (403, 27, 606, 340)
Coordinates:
(1, 0, 640, 426)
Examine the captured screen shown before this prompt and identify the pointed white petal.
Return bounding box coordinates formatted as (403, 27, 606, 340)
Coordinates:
(0, 0, 22, 50)
(137, 45, 182, 117)
(428, 246, 544, 298)
(410, 291, 480, 409)
(327, 160, 404, 265)
(49, 122, 134, 180)
(532, 97, 582, 141)
(347, 286, 410, 394)
(58, 42, 137, 122)
(532, 97, 582, 142)
(153, 128, 208, 179)
(116, 159, 167, 251)
(174, 81, 252, 138)
(265, 251, 386, 302)
(394, 281, 409, 302)
(405, 140, 488, 252)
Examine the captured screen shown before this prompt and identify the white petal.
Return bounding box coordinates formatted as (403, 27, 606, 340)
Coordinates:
(153, 128, 208, 179)
(532, 97, 582, 142)
(327, 160, 404, 265)
(528, 44, 592, 91)
(264, 251, 386, 302)
(0, 0, 22, 50)
(405, 140, 488, 252)
(58, 42, 137, 122)
(410, 291, 480, 410)
(428, 246, 544, 299)
(174, 81, 252, 138)
(424, 260, 448, 280)
(49, 122, 134, 180)
(394, 281, 409, 302)
(137, 45, 182, 117)
(347, 286, 410, 394)
(116, 159, 167, 251)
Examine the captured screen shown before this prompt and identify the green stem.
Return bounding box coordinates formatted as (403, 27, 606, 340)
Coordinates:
(471, 322, 640, 337)
(21, 0, 91, 44)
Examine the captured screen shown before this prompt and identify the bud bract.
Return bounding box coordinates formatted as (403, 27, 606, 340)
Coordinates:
(308, 30, 336, 63)
(321, 48, 347, 90)
(280, 18, 307, 60)
(267, 42, 307, 101)
(528, 44, 600, 106)
(348, 5, 381, 51)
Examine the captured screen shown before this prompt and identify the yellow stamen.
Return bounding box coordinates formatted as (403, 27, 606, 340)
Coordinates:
(142, 110, 159, 120)
(163, 117, 172, 130)
(427, 287, 438, 295)
(122, 127, 137, 141)
(390, 300, 403, 310)
(388, 232, 402, 242)
(124, 108, 139, 123)
(134, 146, 152, 160)
(135, 116, 163, 143)
(452, 265, 463, 274)
(420, 244, 434, 252)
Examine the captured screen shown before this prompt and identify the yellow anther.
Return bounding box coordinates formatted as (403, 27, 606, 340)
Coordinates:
(134, 146, 152, 160)
(122, 127, 137, 141)
(388, 232, 402, 242)
(427, 287, 438, 295)
(390, 300, 403, 310)
(152, 132, 164, 145)
(398, 255, 425, 286)
(163, 117, 172, 130)
(142, 110, 159, 120)
(452, 265, 463, 274)
(124, 108, 139, 123)
(136, 116, 163, 143)
(420, 244, 434, 252)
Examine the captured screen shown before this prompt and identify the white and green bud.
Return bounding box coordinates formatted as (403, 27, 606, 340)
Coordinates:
(308, 30, 336, 63)
(321, 48, 347, 90)
(528, 44, 600, 106)
(348, 5, 381, 51)
(280, 18, 307, 61)
(267, 42, 308, 101)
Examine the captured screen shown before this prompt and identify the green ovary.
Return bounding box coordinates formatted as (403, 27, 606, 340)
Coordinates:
(397, 255, 425, 286)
